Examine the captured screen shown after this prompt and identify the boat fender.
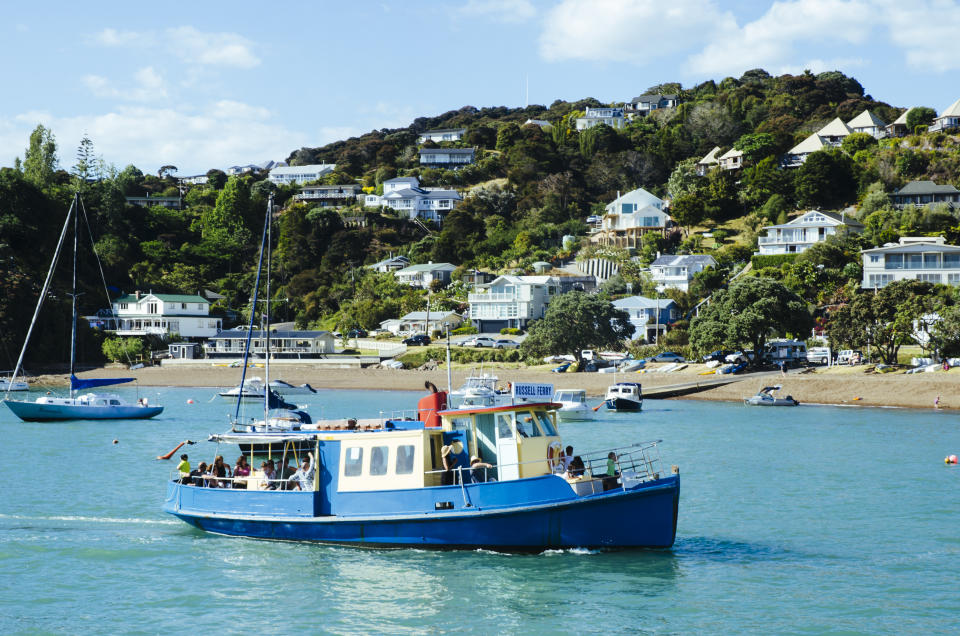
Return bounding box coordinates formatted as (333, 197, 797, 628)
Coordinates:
(946, 454, 958, 464)
(547, 441, 562, 471)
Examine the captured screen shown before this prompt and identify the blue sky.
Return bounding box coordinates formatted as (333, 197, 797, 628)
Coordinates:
(3, 0, 960, 175)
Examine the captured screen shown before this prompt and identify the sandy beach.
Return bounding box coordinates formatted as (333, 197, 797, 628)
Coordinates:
(23, 361, 959, 411)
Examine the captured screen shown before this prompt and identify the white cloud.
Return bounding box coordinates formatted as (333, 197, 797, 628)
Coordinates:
(90, 25, 260, 69)
(92, 27, 147, 47)
(883, 0, 960, 73)
(457, 0, 536, 23)
(82, 66, 167, 102)
(539, 0, 734, 62)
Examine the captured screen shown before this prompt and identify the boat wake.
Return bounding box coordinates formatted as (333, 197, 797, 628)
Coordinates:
(0, 513, 178, 526)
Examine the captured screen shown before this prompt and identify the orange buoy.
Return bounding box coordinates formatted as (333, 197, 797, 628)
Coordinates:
(157, 440, 187, 460)
(187, 399, 195, 404)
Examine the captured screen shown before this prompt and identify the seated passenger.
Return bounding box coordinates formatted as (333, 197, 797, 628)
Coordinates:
(260, 460, 276, 490)
(567, 456, 585, 478)
(233, 456, 251, 490)
(190, 462, 208, 487)
(291, 452, 316, 491)
(469, 456, 494, 483)
(209, 455, 231, 488)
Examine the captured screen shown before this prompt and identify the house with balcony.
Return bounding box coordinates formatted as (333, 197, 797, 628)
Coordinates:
(418, 128, 467, 143)
(268, 164, 337, 185)
(294, 184, 363, 207)
(817, 117, 854, 145)
(468, 275, 560, 332)
(367, 255, 410, 273)
(394, 262, 456, 289)
(861, 236, 960, 289)
(929, 98, 960, 132)
(718, 148, 743, 171)
(378, 311, 464, 336)
(363, 176, 461, 222)
(891, 181, 960, 209)
(109, 292, 220, 339)
(575, 107, 625, 131)
(593, 188, 670, 249)
(126, 194, 182, 209)
(782, 132, 827, 167)
(757, 210, 864, 255)
(885, 109, 912, 137)
(419, 148, 475, 168)
(624, 94, 678, 117)
(612, 296, 679, 342)
(204, 329, 335, 359)
(847, 109, 887, 138)
(650, 254, 717, 292)
(697, 146, 721, 175)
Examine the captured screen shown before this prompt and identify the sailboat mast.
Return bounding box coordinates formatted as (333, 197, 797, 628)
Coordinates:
(69, 192, 79, 396)
(264, 194, 273, 423)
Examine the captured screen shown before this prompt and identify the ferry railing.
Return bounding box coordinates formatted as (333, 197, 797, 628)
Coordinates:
(170, 469, 308, 491)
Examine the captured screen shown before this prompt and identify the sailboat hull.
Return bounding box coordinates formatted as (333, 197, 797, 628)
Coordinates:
(3, 399, 163, 421)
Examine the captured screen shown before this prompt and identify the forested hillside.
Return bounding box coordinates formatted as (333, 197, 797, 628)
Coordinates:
(4, 67, 960, 366)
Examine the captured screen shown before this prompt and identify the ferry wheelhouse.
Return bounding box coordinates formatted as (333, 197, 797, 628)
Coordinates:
(163, 396, 679, 551)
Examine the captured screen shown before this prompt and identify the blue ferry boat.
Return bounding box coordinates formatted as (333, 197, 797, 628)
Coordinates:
(162, 395, 680, 551)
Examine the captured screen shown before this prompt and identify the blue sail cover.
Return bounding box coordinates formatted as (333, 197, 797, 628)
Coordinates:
(70, 375, 135, 391)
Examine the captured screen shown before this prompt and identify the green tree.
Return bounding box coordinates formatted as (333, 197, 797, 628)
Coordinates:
(102, 336, 147, 362)
(20, 124, 58, 187)
(929, 304, 960, 358)
(666, 158, 700, 199)
(841, 132, 876, 155)
(795, 149, 856, 209)
(905, 107, 936, 132)
(689, 277, 812, 364)
(521, 291, 634, 362)
(733, 132, 776, 163)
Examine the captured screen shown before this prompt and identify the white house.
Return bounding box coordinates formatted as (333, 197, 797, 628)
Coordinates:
(929, 98, 960, 132)
(179, 174, 208, 185)
(782, 133, 827, 168)
(697, 146, 721, 176)
(593, 188, 670, 249)
(757, 210, 864, 255)
(363, 177, 461, 222)
(650, 254, 717, 292)
(110, 292, 221, 339)
(612, 296, 679, 342)
(817, 117, 853, 145)
(418, 128, 467, 143)
(368, 255, 410, 273)
(204, 329, 335, 358)
(294, 184, 363, 207)
(126, 195, 182, 210)
(847, 109, 887, 138)
(575, 107, 625, 131)
(419, 148, 475, 168)
(226, 164, 259, 176)
(468, 275, 560, 332)
(379, 311, 464, 336)
(394, 262, 456, 289)
(886, 109, 912, 137)
(890, 180, 960, 209)
(625, 94, 678, 116)
(268, 164, 337, 185)
(862, 236, 960, 289)
(718, 148, 743, 171)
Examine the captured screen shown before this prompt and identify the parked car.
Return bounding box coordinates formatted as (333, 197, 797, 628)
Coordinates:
(836, 349, 862, 365)
(650, 352, 686, 363)
(346, 328, 367, 338)
(586, 215, 601, 224)
(402, 334, 431, 346)
(702, 349, 735, 363)
(725, 350, 755, 364)
(493, 339, 520, 349)
(807, 346, 830, 365)
(460, 336, 497, 348)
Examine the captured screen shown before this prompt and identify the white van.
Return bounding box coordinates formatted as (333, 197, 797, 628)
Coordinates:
(764, 339, 807, 366)
(807, 347, 830, 365)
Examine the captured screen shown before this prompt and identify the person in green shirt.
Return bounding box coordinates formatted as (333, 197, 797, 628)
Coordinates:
(606, 452, 618, 477)
(177, 454, 191, 483)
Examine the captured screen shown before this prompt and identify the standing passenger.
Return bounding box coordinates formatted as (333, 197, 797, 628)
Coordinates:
(441, 445, 458, 486)
(291, 453, 316, 491)
(177, 454, 191, 483)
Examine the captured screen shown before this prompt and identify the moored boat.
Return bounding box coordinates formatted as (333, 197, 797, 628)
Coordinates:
(604, 382, 643, 411)
(553, 389, 595, 421)
(0, 377, 29, 392)
(269, 379, 317, 394)
(744, 385, 799, 406)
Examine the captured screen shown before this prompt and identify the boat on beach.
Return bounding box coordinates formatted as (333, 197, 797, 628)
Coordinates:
(553, 389, 595, 421)
(604, 382, 643, 411)
(744, 385, 799, 406)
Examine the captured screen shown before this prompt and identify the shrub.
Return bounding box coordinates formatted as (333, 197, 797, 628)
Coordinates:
(452, 323, 478, 335)
(101, 337, 146, 363)
(500, 327, 523, 335)
(751, 253, 798, 270)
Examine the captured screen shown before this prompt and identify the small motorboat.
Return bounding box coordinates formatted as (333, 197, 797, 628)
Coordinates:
(744, 385, 798, 406)
(553, 389, 595, 421)
(268, 379, 317, 394)
(0, 377, 29, 392)
(219, 377, 266, 399)
(604, 382, 643, 411)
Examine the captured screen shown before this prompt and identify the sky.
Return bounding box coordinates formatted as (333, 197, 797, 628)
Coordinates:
(3, 0, 960, 175)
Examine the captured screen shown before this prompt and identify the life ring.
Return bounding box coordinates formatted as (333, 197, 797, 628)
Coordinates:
(547, 442, 563, 472)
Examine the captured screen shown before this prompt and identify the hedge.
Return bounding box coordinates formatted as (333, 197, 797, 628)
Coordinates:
(750, 253, 798, 270)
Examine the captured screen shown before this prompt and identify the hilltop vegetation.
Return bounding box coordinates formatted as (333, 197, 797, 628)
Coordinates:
(4, 68, 960, 365)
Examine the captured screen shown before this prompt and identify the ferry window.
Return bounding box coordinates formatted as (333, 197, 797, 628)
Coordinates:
(396, 445, 415, 474)
(516, 414, 542, 438)
(450, 416, 472, 431)
(370, 446, 388, 476)
(344, 447, 363, 476)
(496, 414, 513, 439)
(110, 400, 120, 406)
(534, 411, 557, 436)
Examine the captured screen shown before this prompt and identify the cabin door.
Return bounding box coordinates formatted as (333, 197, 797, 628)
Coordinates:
(475, 414, 499, 481)
(495, 413, 520, 481)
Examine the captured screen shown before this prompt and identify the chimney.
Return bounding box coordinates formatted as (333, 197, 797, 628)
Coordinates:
(135, 291, 141, 300)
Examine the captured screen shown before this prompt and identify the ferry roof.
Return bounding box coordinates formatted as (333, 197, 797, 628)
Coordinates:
(438, 401, 560, 416)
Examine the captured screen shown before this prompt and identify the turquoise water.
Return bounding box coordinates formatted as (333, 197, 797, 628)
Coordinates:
(2, 386, 959, 634)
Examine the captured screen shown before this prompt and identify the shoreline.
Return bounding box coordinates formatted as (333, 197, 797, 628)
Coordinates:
(21, 363, 958, 411)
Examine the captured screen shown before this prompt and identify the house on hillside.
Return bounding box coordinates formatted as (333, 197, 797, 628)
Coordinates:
(419, 147, 475, 168)
(179, 174, 208, 185)
(367, 255, 410, 273)
(126, 194, 182, 210)
(861, 236, 960, 288)
(890, 181, 960, 209)
(468, 275, 560, 332)
(226, 164, 260, 176)
(268, 164, 337, 185)
(885, 109, 912, 137)
(650, 254, 717, 292)
(612, 296, 679, 342)
(363, 176, 461, 222)
(109, 292, 220, 339)
(593, 188, 670, 249)
(757, 210, 864, 255)
(817, 117, 854, 145)
(418, 128, 467, 143)
(782, 133, 827, 168)
(394, 262, 456, 289)
(929, 98, 960, 132)
(294, 184, 363, 207)
(697, 146, 721, 175)
(379, 311, 464, 336)
(204, 329, 335, 358)
(575, 107, 625, 130)
(846, 109, 887, 138)
(624, 94, 678, 116)
(718, 148, 743, 171)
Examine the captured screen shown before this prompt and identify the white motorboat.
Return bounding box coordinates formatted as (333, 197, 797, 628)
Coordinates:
(0, 378, 29, 392)
(268, 379, 317, 394)
(219, 377, 266, 399)
(447, 373, 509, 409)
(553, 389, 595, 421)
(604, 382, 643, 411)
(744, 385, 799, 406)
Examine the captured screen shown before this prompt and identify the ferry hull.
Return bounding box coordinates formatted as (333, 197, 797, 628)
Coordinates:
(163, 475, 679, 550)
(3, 399, 163, 421)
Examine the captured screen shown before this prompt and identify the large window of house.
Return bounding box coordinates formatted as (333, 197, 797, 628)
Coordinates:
(917, 273, 941, 283)
(944, 254, 960, 268)
(884, 254, 904, 270)
(924, 253, 940, 268)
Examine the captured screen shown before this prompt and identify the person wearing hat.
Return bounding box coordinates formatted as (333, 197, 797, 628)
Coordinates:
(440, 445, 458, 486)
(469, 455, 494, 483)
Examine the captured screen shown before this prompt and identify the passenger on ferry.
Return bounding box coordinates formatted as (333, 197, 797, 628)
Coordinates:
(562, 446, 574, 472)
(469, 456, 494, 483)
(190, 462, 208, 487)
(567, 456, 585, 478)
(291, 452, 316, 491)
(209, 455, 232, 488)
(606, 452, 619, 477)
(279, 456, 296, 489)
(440, 445, 458, 486)
(177, 454, 191, 483)
(233, 456, 251, 489)
(260, 460, 277, 489)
